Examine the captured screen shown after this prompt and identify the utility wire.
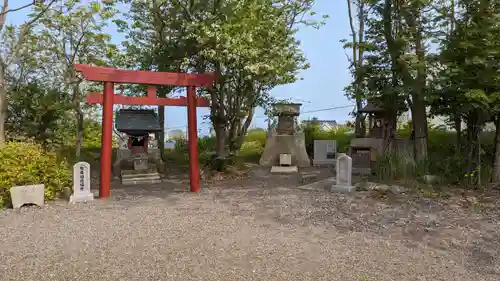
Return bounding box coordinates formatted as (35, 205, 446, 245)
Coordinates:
(254, 104, 355, 119)
(301, 104, 355, 114)
(164, 104, 355, 130)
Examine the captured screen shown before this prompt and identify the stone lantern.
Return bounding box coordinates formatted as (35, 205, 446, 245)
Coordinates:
(259, 103, 310, 171)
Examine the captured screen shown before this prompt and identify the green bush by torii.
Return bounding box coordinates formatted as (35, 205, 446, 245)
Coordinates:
(0, 141, 71, 208)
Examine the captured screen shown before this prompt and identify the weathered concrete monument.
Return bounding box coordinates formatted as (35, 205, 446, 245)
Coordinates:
(260, 103, 310, 172)
(113, 109, 164, 185)
(10, 184, 45, 209)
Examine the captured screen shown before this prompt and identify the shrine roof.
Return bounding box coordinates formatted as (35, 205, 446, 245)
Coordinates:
(358, 102, 385, 113)
(115, 109, 161, 135)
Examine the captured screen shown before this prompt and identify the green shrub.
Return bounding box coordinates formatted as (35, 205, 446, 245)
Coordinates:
(244, 129, 267, 147)
(0, 141, 71, 208)
(198, 136, 216, 152)
(373, 128, 495, 187)
(170, 136, 216, 153)
(240, 140, 264, 162)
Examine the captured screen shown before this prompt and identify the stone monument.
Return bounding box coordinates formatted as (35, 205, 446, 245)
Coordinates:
(332, 153, 355, 193)
(260, 103, 310, 173)
(10, 184, 45, 209)
(70, 161, 94, 203)
(313, 140, 337, 166)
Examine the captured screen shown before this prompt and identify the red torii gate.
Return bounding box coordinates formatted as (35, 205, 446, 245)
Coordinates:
(74, 64, 215, 198)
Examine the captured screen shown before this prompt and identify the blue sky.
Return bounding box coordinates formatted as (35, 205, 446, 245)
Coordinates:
(8, 0, 354, 136)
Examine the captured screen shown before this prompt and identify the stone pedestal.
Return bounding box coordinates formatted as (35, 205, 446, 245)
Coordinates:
(260, 103, 310, 170)
(113, 147, 164, 176)
(259, 132, 310, 167)
(133, 156, 149, 170)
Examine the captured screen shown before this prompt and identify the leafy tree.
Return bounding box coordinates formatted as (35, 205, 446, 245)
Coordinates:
(343, 0, 367, 137)
(349, 0, 409, 153)
(438, 0, 500, 179)
(115, 0, 199, 159)
(0, 0, 57, 144)
(7, 82, 72, 147)
(117, 0, 325, 164)
(183, 0, 322, 157)
(30, 0, 118, 156)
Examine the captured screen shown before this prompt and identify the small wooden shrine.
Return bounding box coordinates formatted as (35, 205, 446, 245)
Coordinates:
(349, 102, 388, 174)
(349, 101, 413, 174)
(358, 101, 387, 139)
(113, 109, 164, 185)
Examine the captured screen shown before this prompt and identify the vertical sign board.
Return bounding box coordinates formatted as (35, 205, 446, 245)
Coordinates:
(70, 162, 94, 203)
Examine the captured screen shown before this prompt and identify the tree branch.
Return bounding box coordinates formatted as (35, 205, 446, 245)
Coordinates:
(0, 1, 33, 17)
(5, 0, 58, 66)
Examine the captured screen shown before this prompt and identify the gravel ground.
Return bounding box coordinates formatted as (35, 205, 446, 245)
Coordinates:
(0, 168, 499, 281)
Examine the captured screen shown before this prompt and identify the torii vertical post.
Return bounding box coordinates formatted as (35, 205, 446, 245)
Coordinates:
(75, 64, 214, 198)
(187, 86, 200, 192)
(101, 82, 114, 198)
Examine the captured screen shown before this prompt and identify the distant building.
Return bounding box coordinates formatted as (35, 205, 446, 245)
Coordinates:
(396, 108, 496, 132)
(302, 119, 338, 131)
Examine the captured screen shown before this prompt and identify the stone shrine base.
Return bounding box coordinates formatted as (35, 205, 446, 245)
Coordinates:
(331, 184, 356, 194)
(270, 166, 298, 173)
(69, 192, 94, 203)
(259, 132, 310, 167)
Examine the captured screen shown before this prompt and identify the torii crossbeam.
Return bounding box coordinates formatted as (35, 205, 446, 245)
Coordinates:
(75, 64, 215, 198)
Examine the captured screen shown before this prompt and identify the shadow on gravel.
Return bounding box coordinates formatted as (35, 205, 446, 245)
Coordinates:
(200, 167, 500, 277)
(105, 180, 189, 203)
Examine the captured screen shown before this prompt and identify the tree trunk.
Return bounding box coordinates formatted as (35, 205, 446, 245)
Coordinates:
(214, 122, 227, 156)
(232, 108, 255, 154)
(0, 1, 6, 142)
(492, 115, 500, 182)
(408, 5, 428, 163)
(211, 63, 228, 158)
(347, 0, 366, 138)
(382, 111, 397, 154)
(411, 98, 428, 162)
(454, 114, 461, 155)
(355, 102, 365, 137)
(0, 87, 6, 144)
(211, 92, 228, 157)
(465, 114, 481, 176)
(75, 106, 84, 157)
(72, 84, 84, 157)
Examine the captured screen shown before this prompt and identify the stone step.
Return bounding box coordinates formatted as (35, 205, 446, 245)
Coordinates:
(270, 166, 298, 173)
(121, 167, 157, 176)
(121, 172, 161, 180)
(121, 178, 163, 186)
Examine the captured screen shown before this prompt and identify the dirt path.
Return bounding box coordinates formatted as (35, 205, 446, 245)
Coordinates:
(0, 169, 499, 280)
